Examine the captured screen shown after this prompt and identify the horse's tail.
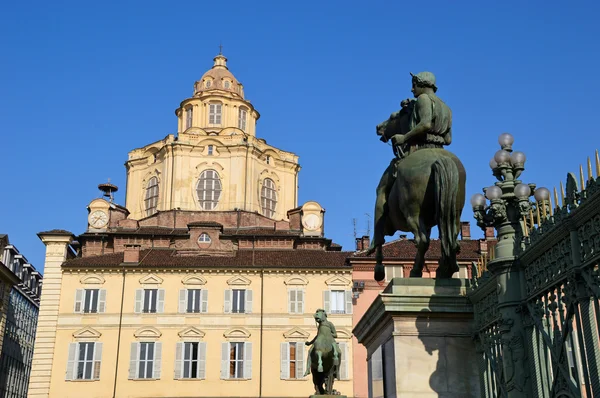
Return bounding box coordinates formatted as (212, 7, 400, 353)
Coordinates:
(432, 156, 460, 278)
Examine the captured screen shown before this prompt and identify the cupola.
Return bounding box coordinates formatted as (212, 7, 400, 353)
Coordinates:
(194, 53, 245, 99)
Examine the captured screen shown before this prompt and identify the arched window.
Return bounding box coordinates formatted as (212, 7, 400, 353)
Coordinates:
(209, 103, 222, 124)
(261, 178, 277, 218)
(198, 233, 211, 243)
(205, 80, 212, 88)
(224, 81, 231, 89)
(238, 108, 247, 131)
(144, 177, 159, 216)
(185, 107, 193, 129)
(196, 170, 222, 210)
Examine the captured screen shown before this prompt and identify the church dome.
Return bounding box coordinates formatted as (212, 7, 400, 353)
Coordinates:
(194, 54, 245, 99)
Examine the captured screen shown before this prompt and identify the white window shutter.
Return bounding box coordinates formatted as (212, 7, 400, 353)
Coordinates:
(198, 342, 207, 379)
(280, 342, 289, 379)
(216, 104, 222, 124)
(178, 289, 186, 314)
(288, 290, 295, 314)
(157, 289, 165, 313)
(174, 342, 183, 379)
(245, 289, 253, 314)
(129, 343, 139, 379)
(345, 290, 353, 315)
(134, 289, 143, 313)
(338, 342, 349, 380)
(65, 343, 77, 380)
(323, 290, 331, 314)
(224, 290, 232, 313)
(201, 289, 208, 313)
(98, 289, 107, 313)
(74, 289, 83, 313)
(296, 342, 305, 379)
(153, 342, 162, 379)
(298, 290, 304, 314)
(93, 342, 103, 380)
(244, 342, 253, 379)
(220, 342, 229, 379)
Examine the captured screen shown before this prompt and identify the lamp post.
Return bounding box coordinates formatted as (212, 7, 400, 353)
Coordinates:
(470, 133, 549, 397)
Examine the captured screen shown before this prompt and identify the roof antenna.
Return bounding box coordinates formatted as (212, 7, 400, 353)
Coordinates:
(365, 213, 371, 237)
(352, 218, 357, 240)
(98, 178, 118, 203)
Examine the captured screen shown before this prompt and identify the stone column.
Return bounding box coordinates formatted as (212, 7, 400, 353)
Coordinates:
(28, 231, 73, 398)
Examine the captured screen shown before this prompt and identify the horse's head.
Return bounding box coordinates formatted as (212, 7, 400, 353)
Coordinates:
(377, 100, 413, 142)
(314, 308, 327, 323)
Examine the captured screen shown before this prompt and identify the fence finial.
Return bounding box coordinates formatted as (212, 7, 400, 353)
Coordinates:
(560, 181, 565, 207)
(588, 157, 593, 181)
(580, 165, 585, 190)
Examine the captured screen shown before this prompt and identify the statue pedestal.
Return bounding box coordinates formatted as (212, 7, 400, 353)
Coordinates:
(353, 278, 481, 398)
(309, 396, 347, 398)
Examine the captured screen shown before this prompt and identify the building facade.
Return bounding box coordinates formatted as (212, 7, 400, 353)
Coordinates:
(0, 235, 43, 398)
(28, 53, 354, 398)
(348, 224, 497, 398)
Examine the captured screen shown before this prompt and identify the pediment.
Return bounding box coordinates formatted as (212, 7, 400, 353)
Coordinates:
(336, 329, 352, 339)
(226, 275, 251, 286)
(134, 326, 162, 339)
(80, 274, 105, 285)
(325, 275, 351, 286)
(283, 327, 310, 340)
(182, 275, 207, 286)
(139, 274, 163, 285)
(73, 327, 102, 339)
(284, 276, 308, 286)
(223, 327, 251, 339)
(178, 326, 206, 339)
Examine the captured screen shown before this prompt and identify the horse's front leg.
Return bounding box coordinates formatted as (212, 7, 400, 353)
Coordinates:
(317, 350, 324, 373)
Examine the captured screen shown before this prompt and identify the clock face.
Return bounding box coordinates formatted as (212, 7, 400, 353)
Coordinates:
(302, 213, 322, 231)
(88, 210, 108, 229)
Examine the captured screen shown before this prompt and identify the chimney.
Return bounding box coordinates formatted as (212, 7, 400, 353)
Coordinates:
(124, 244, 141, 263)
(460, 222, 471, 240)
(355, 235, 371, 251)
(485, 227, 495, 240)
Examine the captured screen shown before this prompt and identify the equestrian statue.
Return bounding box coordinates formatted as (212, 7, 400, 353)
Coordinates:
(367, 71, 466, 280)
(304, 309, 343, 396)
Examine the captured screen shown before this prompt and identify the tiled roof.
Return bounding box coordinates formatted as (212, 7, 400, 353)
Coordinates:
(63, 249, 352, 269)
(38, 229, 74, 236)
(187, 221, 223, 228)
(352, 239, 485, 260)
(82, 227, 189, 236)
(221, 228, 302, 237)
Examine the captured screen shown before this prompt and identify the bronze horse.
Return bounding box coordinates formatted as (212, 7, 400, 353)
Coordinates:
(373, 108, 466, 279)
(306, 310, 342, 395)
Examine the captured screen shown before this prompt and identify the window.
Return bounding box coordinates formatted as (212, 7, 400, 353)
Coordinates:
(207, 145, 214, 155)
(179, 289, 208, 313)
(66, 342, 102, 381)
(74, 289, 106, 313)
(196, 169, 222, 210)
(221, 342, 252, 379)
(134, 289, 165, 313)
(261, 178, 277, 218)
(144, 177, 159, 216)
(238, 108, 247, 131)
(129, 342, 162, 380)
(198, 233, 211, 243)
(175, 342, 207, 379)
(205, 80, 212, 88)
(224, 289, 252, 314)
(323, 290, 352, 315)
(288, 289, 304, 314)
(336, 342, 350, 380)
(266, 155, 271, 165)
(224, 81, 230, 89)
(209, 103, 222, 124)
(280, 342, 304, 379)
(185, 107, 193, 129)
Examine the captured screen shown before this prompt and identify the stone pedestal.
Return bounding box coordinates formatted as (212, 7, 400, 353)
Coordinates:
(353, 278, 480, 398)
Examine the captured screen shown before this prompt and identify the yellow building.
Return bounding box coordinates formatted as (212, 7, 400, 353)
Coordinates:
(28, 53, 354, 398)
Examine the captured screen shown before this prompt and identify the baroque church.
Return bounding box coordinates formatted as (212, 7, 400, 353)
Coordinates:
(28, 53, 355, 398)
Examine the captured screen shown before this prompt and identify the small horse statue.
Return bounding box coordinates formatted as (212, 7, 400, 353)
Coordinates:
(373, 106, 466, 279)
(305, 309, 342, 395)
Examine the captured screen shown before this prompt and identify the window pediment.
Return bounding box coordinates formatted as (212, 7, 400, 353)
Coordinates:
(223, 327, 251, 339)
(139, 274, 163, 285)
(284, 276, 309, 286)
(283, 327, 310, 340)
(335, 329, 352, 340)
(325, 276, 351, 286)
(182, 275, 207, 285)
(226, 275, 251, 286)
(134, 326, 162, 339)
(79, 274, 105, 285)
(178, 326, 206, 340)
(73, 327, 102, 340)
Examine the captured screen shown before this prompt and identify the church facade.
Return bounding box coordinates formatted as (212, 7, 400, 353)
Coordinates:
(28, 53, 354, 398)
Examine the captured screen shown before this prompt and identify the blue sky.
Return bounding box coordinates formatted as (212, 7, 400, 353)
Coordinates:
(1, 0, 599, 271)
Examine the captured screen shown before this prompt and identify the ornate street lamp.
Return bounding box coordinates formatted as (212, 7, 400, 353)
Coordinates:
(471, 133, 550, 263)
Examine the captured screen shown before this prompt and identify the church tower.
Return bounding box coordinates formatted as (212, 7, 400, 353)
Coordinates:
(124, 53, 300, 220)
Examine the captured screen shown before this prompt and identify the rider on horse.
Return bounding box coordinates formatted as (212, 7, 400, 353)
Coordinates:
(368, 71, 453, 255)
(304, 309, 340, 376)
